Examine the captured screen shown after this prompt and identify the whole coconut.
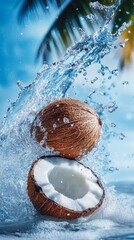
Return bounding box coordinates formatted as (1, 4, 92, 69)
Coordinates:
(31, 98, 102, 159)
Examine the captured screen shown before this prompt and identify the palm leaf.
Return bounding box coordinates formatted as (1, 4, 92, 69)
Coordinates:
(119, 16, 134, 68)
(37, 0, 94, 62)
(112, 0, 134, 68)
(17, 0, 64, 22)
(35, 0, 116, 62)
(18, 0, 116, 63)
(113, 0, 134, 33)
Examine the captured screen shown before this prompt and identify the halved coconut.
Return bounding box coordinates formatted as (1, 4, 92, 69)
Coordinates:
(28, 157, 105, 219)
(31, 98, 102, 159)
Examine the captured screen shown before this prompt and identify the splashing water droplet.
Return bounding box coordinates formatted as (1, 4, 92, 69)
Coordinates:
(109, 167, 119, 172)
(63, 117, 70, 124)
(119, 42, 125, 48)
(122, 81, 129, 85)
(124, 38, 129, 43)
(0, 134, 7, 141)
(111, 69, 119, 76)
(119, 133, 126, 140)
(111, 123, 116, 127)
(91, 77, 98, 84)
(53, 123, 57, 129)
(17, 80, 23, 90)
(107, 102, 118, 113)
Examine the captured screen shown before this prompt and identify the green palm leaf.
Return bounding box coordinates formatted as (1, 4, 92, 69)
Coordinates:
(113, 0, 134, 33)
(17, 0, 64, 22)
(18, 0, 115, 62)
(119, 16, 134, 68)
(37, 0, 96, 62)
(18, 0, 134, 67)
(112, 0, 134, 68)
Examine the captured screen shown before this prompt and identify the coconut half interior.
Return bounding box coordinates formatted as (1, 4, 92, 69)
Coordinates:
(34, 157, 103, 212)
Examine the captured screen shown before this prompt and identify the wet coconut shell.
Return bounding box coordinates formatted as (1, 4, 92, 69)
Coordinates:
(27, 158, 105, 220)
(31, 98, 102, 159)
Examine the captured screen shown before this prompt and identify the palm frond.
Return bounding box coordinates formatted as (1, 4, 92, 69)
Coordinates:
(112, 0, 134, 68)
(37, 0, 92, 62)
(113, 0, 134, 33)
(17, 0, 116, 63)
(36, 0, 116, 62)
(17, 0, 64, 22)
(119, 16, 134, 68)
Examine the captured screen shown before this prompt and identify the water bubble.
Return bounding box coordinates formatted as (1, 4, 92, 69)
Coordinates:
(91, 77, 98, 84)
(122, 81, 129, 85)
(111, 69, 119, 76)
(124, 38, 129, 43)
(111, 123, 116, 127)
(17, 80, 23, 90)
(107, 102, 118, 113)
(119, 42, 125, 48)
(63, 117, 70, 124)
(0, 134, 7, 141)
(98, 65, 110, 76)
(80, 17, 84, 21)
(100, 92, 108, 96)
(119, 133, 126, 140)
(115, 24, 119, 29)
(83, 72, 87, 77)
(108, 167, 119, 172)
(53, 123, 57, 129)
(86, 14, 96, 23)
(88, 90, 96, 97)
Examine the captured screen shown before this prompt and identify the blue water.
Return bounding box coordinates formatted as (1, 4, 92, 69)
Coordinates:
(0, 1, 134, 239)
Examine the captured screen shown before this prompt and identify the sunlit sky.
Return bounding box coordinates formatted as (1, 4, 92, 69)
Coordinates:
(0, 0, 55, 115)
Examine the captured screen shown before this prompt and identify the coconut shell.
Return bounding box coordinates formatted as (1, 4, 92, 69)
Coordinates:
(31, 98, 102, 159)
(27, 159, 105, 220)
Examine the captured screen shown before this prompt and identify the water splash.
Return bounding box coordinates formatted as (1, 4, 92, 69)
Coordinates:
(0, 1, 133, 237)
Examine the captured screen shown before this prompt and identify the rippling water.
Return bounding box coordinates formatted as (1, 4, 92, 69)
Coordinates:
(0, 1, 134, 239)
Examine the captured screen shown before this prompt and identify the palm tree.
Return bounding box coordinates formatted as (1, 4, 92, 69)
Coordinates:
(17, 0, 134, 68)
(113, 0, 134, 68)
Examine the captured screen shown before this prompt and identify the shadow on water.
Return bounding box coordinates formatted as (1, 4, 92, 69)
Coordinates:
(0, 218, 37, 234)
(102, 234, 134, 240)
(0, 214, 81, 234)
(108, 181, 134, 196)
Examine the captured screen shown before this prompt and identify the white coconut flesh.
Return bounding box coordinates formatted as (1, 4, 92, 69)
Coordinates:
(34, 157, 103, 212)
